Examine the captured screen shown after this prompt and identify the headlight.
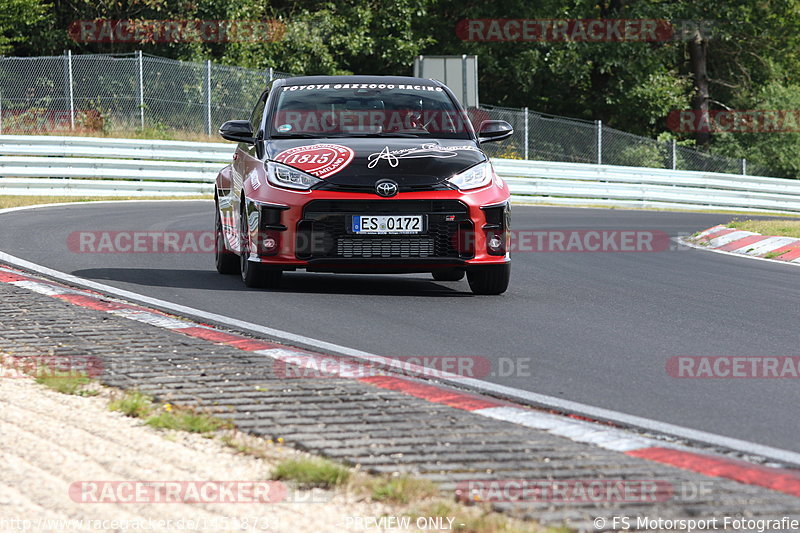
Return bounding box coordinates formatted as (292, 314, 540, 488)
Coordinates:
(447, 162, 493, 190)
(265, 161, 322, 190)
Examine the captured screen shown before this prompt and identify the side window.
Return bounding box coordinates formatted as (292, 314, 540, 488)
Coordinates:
(249, 91, 268, 134)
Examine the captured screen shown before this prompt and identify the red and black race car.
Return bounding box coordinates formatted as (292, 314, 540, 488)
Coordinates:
(214, 75, 513, 294)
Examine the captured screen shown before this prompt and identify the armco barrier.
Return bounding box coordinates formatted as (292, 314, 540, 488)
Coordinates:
(1, 135, 799, 212)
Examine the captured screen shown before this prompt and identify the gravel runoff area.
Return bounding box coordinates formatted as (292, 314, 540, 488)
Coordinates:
(0, 376, 418, 533)
(0, 265, 799, 532)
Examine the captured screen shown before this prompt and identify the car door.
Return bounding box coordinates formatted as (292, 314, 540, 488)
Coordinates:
(230, 90, 268, 251)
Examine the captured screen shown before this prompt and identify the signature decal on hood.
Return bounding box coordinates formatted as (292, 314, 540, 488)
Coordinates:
(367, 144, 480, 168)
(275, 144, 355, 178)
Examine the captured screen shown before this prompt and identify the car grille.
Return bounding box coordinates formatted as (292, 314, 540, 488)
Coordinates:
(297, 200, 473, 260)
(337, 237, 435, 258)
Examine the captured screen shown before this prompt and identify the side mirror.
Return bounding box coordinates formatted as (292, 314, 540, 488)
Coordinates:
(219, 120, 256, 143)
(478, 120, 514, 143)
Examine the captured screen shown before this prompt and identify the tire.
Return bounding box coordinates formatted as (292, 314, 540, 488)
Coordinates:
(467, 264, 510, 295)
(239, 206, 282, 288)
(215, 208, 239, 275)
(432, 269, 465, 282)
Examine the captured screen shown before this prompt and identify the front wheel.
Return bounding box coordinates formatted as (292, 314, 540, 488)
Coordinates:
(467, 264, 510, 295)
(215, 208, 239, 275)
(239, 207, 283, 289)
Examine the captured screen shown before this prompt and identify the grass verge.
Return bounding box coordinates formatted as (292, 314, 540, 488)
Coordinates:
(0, 195, 211, 209)
(35, 369, 98, 396)
(272, 457, 350, 488)
(25, 128, 221, 143)
(108, 390, 230, 434)
(108, 390, 154, 418)
(726, 219, 800, 239)
(268, 457, 560, 532)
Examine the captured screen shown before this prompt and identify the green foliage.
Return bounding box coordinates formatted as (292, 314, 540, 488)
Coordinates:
(0, 0, 51, 54)
(145, 407, 230, 433)
(271, 457, 350, 488)
(6, 0, 800, 175)
(35, 369, 97, 396)
(109, 390, 154, 418)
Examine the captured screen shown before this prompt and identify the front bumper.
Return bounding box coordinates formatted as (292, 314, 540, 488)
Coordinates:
(239, 183, 511, 273)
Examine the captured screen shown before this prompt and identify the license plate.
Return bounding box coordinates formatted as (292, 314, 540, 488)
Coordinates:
(352, 215, 424, 234)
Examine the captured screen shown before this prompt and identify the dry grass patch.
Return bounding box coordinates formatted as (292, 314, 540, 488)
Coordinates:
(0, 195, 211, 209)
(726, 219, 800, 239)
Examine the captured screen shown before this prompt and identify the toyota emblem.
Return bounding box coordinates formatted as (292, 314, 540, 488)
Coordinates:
(375, 179, 399, 197)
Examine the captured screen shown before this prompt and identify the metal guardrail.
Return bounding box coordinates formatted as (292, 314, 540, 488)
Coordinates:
(0, 135, 226, 196)
(497, 159, 800, 214)
(1, 135, 799, 213)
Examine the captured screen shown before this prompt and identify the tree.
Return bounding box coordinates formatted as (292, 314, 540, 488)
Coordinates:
(0, 0, 51, 54)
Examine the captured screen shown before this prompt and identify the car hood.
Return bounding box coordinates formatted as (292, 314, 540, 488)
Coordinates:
(264, 138, 486, 187)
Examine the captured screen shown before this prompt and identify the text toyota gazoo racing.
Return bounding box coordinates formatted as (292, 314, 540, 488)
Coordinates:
(214, 75, 514, 294)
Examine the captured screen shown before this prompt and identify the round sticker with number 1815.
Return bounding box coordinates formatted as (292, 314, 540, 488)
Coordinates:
(274, 144, 355, 178)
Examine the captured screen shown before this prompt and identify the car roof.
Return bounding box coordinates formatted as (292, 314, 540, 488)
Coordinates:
(274, 75, 444, 87)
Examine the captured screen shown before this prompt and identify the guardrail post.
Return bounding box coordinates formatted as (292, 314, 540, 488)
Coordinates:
(206, 60, 212, 136)
(138, 51, 144, 130)
(523, 107, 529, 160)
(671, 139, 677, 169)
(67, 50, 75, 130)
(595, 120, 602, 165)
(741, 158, 747, 175)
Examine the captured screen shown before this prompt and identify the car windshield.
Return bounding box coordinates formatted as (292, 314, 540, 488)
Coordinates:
(269, 83, 472, 139)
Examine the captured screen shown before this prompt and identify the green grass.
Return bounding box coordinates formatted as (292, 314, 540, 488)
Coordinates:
(33, 128, 220, 143)
(0, 195, 211, 210)
(145, 408, 231, 434)
(108, 391, 229, 434)
(109, 390, 154, 418)
(272, 457, 350, 488)
(764, 250, 790, 259)
(726, 219, 800, 238)
(35, 369, 97, 396)
(369, 475, 439, 505)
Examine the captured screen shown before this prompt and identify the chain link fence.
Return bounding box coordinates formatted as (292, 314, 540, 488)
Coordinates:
(475, 104, 776, 177)
(0, 51, 777, 177)
(0, 52, 292, 136)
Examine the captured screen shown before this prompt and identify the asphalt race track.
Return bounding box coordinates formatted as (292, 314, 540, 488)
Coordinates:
(2, 201, 798, 453)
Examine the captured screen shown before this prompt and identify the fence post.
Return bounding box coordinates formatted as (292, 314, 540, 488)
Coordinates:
(137, 51, 145, 129)
(268, 67, 274, 83)
(67, 50, 75, 129)
(206, 60, 212, 136)
(461, 54, 468, 106)
(595, 120, 602, 165)
(0, 90, 3, 135)
(523, 107, 529, 160)
(741, 158, 747, 175)
(671, 139, 677, 169)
